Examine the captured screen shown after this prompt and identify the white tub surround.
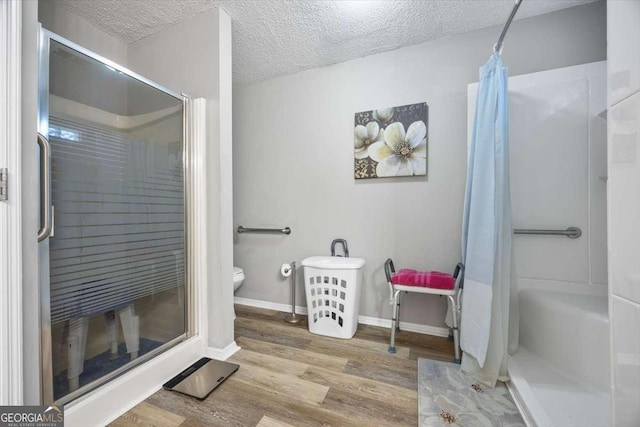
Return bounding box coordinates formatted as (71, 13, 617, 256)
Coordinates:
(468, 59, 608, 425)
(519, 290, 609, 389)
(509, 288, 610, 427)
(607, 1, 640, 424)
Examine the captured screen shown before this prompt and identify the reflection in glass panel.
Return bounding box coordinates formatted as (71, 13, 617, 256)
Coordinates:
(47, 40, 185, 401)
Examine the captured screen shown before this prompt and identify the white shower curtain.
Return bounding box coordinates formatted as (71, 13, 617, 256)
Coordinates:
(460, 52, 517, 387)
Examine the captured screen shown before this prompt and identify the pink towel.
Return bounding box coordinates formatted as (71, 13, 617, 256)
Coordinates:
(391, 269, 455, 290)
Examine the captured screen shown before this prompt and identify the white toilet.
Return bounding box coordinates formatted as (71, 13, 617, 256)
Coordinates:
(233, 267, 244, 319)
(233, 267, 245, 292)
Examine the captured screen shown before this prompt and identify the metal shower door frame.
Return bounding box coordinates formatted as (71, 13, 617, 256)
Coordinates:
(37, 26, 192, 406)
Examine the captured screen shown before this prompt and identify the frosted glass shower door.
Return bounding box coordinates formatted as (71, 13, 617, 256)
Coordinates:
(38, 30, 188, 405)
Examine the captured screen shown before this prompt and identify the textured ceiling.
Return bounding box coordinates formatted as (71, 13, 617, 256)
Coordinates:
(55, 0, 598, 86)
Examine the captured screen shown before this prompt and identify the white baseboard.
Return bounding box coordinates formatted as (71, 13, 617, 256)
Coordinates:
(234, 297, 450, 338)
(65, 336, 206, 427)
(205, 341, 241, 360)
(358, 314, 450, 338)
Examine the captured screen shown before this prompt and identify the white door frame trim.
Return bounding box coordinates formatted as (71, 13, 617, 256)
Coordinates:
(0, 0, 24, 406)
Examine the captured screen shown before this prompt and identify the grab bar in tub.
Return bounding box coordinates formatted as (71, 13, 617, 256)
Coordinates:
(514, 226, 582, 239)
(237, 225, 291, 235)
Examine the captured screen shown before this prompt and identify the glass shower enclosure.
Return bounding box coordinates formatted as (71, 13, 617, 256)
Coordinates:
(37, 28, 189, 405)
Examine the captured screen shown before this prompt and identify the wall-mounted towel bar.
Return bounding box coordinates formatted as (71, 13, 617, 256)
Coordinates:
(237, 225, 291, 235)
(514, 227, 582, 239)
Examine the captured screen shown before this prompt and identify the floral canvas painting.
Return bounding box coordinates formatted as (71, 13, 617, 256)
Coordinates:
(354, 102, 428, 179)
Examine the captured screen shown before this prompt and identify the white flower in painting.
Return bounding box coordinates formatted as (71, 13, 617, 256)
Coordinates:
(373, 107, 394, 123)
(422, 393, 494, 427)
(354, 121, 384, 159)
(368, 121, 427, 177)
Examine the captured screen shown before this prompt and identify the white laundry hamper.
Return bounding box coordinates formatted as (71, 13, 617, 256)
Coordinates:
(301, 256, 366, 339)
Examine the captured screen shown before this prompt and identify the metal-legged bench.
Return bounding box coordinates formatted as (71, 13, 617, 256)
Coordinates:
(384, 258, 464, 363)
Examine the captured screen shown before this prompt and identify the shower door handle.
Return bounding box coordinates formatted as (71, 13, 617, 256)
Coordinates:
(37, 132, 53, 242)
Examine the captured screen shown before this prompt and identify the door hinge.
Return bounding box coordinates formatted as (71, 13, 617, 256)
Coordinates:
(0, 168, 7, 201)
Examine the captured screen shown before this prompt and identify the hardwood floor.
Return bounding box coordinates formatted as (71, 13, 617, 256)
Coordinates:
(111, 304, 455, 427)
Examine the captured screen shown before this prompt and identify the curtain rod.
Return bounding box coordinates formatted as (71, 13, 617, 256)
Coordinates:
(494, 0, 523, 54)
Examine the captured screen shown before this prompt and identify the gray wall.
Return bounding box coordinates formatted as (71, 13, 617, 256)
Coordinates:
(233, 1, 607, 329)
(39, 0, 127, 65)
(128, 8, 235, 350)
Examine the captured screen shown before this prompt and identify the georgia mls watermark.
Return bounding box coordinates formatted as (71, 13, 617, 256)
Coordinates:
(0, 406, 64, 427)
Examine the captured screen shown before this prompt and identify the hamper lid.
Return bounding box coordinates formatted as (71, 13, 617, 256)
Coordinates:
(301, 256, 365, 270)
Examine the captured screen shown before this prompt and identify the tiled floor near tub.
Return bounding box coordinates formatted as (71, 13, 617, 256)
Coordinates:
(418, 359, 524, 427)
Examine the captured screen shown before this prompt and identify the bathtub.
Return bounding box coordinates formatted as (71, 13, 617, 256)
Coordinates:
(507, 284, 611, 427)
